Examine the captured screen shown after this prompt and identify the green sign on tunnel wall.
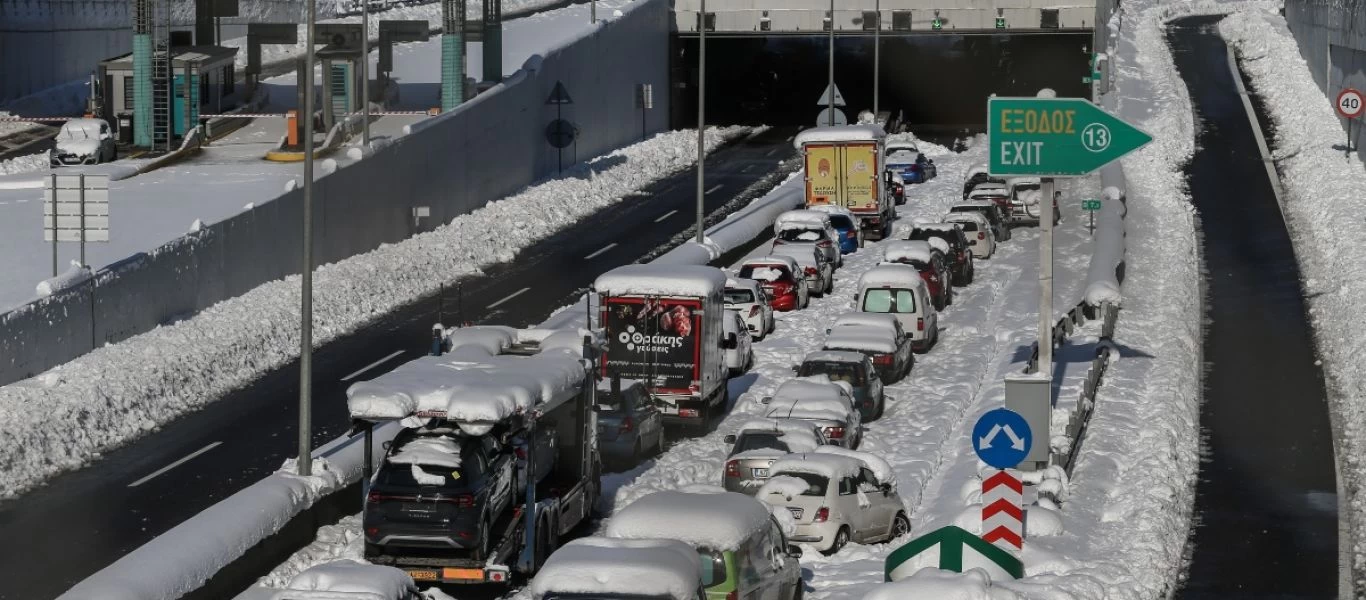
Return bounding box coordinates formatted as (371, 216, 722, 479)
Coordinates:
(988, 97, 1153, 177)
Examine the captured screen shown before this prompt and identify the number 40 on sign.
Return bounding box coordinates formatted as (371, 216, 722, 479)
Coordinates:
(1336, 88, 1363, 155)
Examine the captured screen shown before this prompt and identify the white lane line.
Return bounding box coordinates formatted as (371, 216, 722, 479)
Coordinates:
(705, 184, 724, 195)
(765, 148, 779, 157)
(741, 165, 755, 173)
(655, 209, 679, 223)
(128, 441, 223, 488)
(487, 286, 531, 309)
(786, 135, 795, 142)
(341, 349, 406, 382)
(584, 243, 618, 260)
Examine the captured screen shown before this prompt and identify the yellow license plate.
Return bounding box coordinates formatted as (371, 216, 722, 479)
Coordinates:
(407, 569, 439, 581)
(443, 567, 485, 581)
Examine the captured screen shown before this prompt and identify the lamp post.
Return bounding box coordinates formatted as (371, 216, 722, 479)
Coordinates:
(695, 0, 706, 244)
(361, 0, 370, 146)
(827, 0, 835, 125)
(872, 0, 880, 117)
(298, 0, 317, 477)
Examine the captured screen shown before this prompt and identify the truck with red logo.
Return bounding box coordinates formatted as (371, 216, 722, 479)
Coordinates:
(794, 124, 893, 240)
(594, 265, 732, 429)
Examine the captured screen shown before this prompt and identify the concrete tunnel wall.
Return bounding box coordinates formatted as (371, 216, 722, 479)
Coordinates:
(1284, 0, 1366, 163)
(0, 0, 671, 385)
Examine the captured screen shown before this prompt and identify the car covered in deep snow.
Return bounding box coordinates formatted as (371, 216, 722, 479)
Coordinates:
(771, 243, 834, 298)
(724, 277, 775, 339)
(723, 309, 755, 376)
(737, 256, 810, 312)
(822, 313, 915, 385)
(50, 118, 117, 167)
(949, 201, 1011, 241)
(854, 264, 940, 353)
(723, 418, 828, 494)
(605, 490, 804, 600)
(806, 204, 863, 253)
(880, 240, 951, 311)
(531, 537, 707, 600)
(762, 377, 863, 449)
(904, 223, 975, 286)
(795, 350, 886, 421)
(597, 378, 665, 468)
(757, 448, 908, 555)
(272, 560, 422, 600)
(943, 212, 996, 260)
(884, 142, 936, 183)
(773, 209, 843, 267)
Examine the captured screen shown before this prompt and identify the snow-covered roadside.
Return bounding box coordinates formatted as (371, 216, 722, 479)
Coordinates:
(1220, 9, 1366, 586)
(0, 126, 750, 500)
(0, 152, 47, 176)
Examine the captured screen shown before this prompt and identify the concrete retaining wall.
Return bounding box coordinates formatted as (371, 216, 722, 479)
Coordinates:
(0, 0, 670, 385)
(1284, 0, 1366, 154)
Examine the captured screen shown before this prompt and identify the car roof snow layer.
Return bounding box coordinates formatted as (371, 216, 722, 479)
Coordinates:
(531, 537, 702, 600)
(606, 490, 775, 551)
(793, 124, 887, 148)
(595, 264, 727, 298)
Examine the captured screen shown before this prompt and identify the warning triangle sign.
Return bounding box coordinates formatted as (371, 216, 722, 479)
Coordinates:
(546, 81, 574, 105)
(816, 83, 846, 107)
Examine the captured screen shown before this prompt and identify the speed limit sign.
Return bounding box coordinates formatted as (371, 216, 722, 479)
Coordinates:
(1337, 88, 1364, 119)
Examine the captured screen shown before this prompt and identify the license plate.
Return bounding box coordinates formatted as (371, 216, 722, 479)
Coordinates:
(443, 567, 485, 581)
(401, 503, 437, 517)
(751, 468, 769, 478)
(407, 569, 439, 581)
(788, 507, 803, 519)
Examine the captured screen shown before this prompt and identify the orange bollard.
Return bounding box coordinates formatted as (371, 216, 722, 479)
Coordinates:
(286, 110, 299, 147)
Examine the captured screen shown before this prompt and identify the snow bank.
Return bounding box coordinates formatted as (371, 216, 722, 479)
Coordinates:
(35, 261, 92, 297)
(653, 172, 805, 266)
(594, 264, 727, 298)
(862, 569, 1015, 600)
(605, 490, 774, 551)
(531, 537, 701, 600)
(0, 126, 748, 499)
(275, 560, 417, 600)
(0, 151, 47, 176)
(1082, 184, 1127, 307)
(1220, 8, 1366, 582)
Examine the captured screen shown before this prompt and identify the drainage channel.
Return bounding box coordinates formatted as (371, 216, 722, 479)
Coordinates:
(1167, 15, 1340, 598)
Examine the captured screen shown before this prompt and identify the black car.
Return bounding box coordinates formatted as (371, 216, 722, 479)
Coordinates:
(796, 350, 887, 420)
(950, 202, 1011, 242)
(364, 428, 522, 560)
(906, 224, 975, 286)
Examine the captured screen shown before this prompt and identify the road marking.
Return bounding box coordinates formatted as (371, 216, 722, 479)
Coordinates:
(655, 209, 679, 223)
(584, 242, 618, 260)
(786, 135, 795, 142)
(741, 165, 755, 173)
(341, 349, 406, 382)
(128, 441, 223, 488)
(705, 184, 724, 195)
(765, 148, 779, 157)
(487, 286, 530, 309)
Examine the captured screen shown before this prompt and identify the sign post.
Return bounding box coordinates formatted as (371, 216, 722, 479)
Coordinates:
(1335, 88, 1363, 158)
(1082, 198, 1101, 234)
(816, 83, 847, 127)
(971, 408, 1032, 557)
(44, 174, 111, 275)
(546, 81, 575, 173)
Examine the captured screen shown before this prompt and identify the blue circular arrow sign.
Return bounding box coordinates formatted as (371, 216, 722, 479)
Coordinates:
(972, 408, 1032, 469)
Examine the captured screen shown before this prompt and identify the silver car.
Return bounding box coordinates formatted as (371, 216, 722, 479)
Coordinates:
(761, 377, 862, 448)
(722, 418, 828, 495)
(757, 451, 908, 555)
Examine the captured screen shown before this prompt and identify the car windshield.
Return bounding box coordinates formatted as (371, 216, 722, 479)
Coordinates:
(862, 289, 916, 314)
(774, 472, 828, 496)
(798, 361, 864, 385)
(698, 548, 727, 587)
(375, 461, 472, 490)
(724, 288, 755, 304)
(886, 149, 918, 162)
(778, 229, 823, 243)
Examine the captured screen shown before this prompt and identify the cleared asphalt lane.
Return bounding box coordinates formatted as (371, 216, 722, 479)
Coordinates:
(0, 126, 798, 600)
(1169, 16, 1340, 598)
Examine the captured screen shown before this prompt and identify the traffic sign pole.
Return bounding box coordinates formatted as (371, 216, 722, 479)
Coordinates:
(1334, 88, 1362, 158)
(1039, 178, 1053, 380)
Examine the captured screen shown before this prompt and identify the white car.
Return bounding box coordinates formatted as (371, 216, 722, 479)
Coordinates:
(723, 309, 755, 376)
(724, 277, 775, 339)
(762, 376, 862, 448)
(50, 118, 117, 167)
(943, 213, 996, 259)
(757, 447, 907, 555)
(773, 210, 842, 267)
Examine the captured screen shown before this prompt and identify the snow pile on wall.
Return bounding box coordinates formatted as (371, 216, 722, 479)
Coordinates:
(1221, 7, 1366, 583)
(0, 151, 47, 176)
(0, 125, 748, 500)
(35, 261, 93, 298)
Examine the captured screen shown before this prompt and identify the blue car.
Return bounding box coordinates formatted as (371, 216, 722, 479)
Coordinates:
(807, 206, 861, 253)
(596, 379, 665, 468)
(886, 144, 936, 184)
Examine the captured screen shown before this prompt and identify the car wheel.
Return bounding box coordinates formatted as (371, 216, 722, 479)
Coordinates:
(889, 513, 911, 542)
(823, 527, 851, 556)
(471, 516, 492, 561)
(874, 393, 886, 420)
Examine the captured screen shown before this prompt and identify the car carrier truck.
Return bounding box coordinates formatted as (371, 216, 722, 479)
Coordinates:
(793, 124, 893, 240)
(347, 325, 601, 586)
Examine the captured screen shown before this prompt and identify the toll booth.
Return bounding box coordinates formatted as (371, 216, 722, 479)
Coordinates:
(98, 45, 239, 139)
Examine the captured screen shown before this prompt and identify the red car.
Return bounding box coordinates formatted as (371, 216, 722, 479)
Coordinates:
(737, 256, 810, 312)
(880, 241, 952, 310)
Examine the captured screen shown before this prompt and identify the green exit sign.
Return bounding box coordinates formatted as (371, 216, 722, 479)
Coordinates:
(932, 18, 943, 30)
(1082, 199, 1102, 211)
(988, 97, 1154, 176)
(995, 17, 1006, 28)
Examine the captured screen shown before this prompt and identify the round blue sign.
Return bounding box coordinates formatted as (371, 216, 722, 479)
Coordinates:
(971, 408, 1032, 469)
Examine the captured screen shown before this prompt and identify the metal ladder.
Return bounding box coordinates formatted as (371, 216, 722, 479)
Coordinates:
(150, 0, 172, 152)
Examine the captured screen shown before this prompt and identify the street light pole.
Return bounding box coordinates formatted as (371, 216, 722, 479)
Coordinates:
(299, 0, 317, 477)
(361, 0, 370, 146)
(1035, 88, 1056, 383)
(827, 0, 835, 126)
(695, 0, 706, 244)
(872, 0, 879, 117)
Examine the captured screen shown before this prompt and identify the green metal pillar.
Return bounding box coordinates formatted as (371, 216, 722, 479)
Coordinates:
(441, 0, 466, 111)
(133, 0, 153, 147)
(482, 0, 502, 83)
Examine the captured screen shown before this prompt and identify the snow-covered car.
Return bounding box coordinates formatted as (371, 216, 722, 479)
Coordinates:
(961, 163, 1006, 199)
(723, 309, 755, 376)
(272, 560, 422, 600)
(773, 209, 842, 267)
(855, 264, 939, 352)
(806, 204, 863, 253)
(597, 378, 665, 468)
(723, 418, 828, 494)
(771, 243, 834, 297)
(943, 212, 996, 259)
(822, 313, 915, 384)
(50, 118, 116, 167)
(724, 277, 775, 339)
(532, 537, 707, 600)
(762, 376, 863, 448)
(881, 240, 951, 310)
(1007, 177, 1061, 225)
(757, 448, 908, 555)
(795, 350, 886, 421)
(905, 223, 975, 286)
(967, 182, 1014, 222)
(737, 256, 809, 312)
(884, 170, 907, 205)
(885, 142, 936, 183)
(605, 491, 804, 600)
(949, 201, 1011, 241)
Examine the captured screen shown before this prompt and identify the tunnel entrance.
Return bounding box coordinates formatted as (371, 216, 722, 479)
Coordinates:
(670, 33, 1092, 134)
